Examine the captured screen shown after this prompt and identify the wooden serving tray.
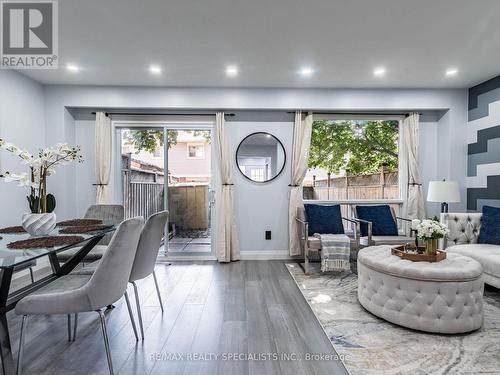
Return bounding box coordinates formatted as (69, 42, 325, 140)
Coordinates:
(391, 245, 446, 263)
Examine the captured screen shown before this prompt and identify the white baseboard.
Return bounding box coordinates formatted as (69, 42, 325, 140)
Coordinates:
(157, 255, 217, 261)
(239, 250, 293, 260)
(157, 250, 294, 261)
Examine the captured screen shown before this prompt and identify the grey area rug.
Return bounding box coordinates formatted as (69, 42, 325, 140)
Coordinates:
(286, 263, 500, 375)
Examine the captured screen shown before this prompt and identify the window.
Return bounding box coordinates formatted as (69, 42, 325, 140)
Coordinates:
(187, 144, 205, 159)
(250, 168, 265, 182)
(304, 119, 400, 201)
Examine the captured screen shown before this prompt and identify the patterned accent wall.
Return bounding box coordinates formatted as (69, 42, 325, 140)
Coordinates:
(467, 75, 500, 211)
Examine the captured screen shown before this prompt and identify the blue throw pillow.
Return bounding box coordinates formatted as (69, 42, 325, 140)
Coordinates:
(356, 205, 398, 237)
(478, 205, 500, 245)
(304, 204, 344, 236)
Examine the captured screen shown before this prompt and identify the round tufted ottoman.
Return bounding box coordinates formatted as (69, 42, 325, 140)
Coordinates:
(357, 245, 484, 334)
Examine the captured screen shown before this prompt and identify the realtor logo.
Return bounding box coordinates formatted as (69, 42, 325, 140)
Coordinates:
(1, 0, 58, 68)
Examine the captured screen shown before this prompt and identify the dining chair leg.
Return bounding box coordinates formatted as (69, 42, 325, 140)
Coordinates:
(131, 282, 144, 340)
(28, 268, 34, 283)
(97, 310, 114, 375)
(67, 314, 72, 342)
(16, 315, 29, 375)
(73, 314, 78, 341)
(152, 271, 164, 313)
(124, 291, 139, 341)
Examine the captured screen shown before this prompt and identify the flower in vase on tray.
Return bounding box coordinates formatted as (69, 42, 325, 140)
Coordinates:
(413, 218, 449, 240)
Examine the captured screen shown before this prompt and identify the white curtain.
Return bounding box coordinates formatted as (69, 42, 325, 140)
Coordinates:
(215, 112, 240, 262)
(403, 113, 425, 219)
(95, 112, 112, 204)
(289, 111, 313, 256)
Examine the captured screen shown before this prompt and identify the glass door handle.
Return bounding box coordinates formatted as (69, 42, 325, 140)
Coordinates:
(208, 189, 216, 206)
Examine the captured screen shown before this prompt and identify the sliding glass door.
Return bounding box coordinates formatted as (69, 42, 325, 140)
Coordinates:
(165, 129, 212, 254)
(117, 124, 214, 257)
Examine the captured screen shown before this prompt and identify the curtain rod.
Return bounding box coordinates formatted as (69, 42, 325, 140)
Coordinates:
(90, 111, 420, 117)
(287, 111, 422, 117)
(91, 112, 235, 117)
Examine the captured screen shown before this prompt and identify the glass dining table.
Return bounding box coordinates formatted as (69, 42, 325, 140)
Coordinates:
(0, 226, 115, 375)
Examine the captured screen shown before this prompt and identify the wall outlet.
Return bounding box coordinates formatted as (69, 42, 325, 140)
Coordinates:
(265, 230, 272, 240)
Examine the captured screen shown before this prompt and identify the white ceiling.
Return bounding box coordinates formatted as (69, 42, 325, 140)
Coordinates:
(21, 0, 500, 88)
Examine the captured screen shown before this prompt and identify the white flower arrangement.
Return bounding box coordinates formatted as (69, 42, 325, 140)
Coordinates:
(412, 219, 449, 240)
(0, 138, 83, 213)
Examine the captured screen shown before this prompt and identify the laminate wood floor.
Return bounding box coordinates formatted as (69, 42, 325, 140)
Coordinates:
(7, 261, 348, 375)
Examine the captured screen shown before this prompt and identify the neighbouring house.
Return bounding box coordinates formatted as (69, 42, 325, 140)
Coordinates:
(121, 131, 211, 232)
(121, 131, 211, 184)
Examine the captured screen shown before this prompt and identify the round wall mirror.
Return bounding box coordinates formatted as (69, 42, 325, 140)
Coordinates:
(236, 132, 286, 183)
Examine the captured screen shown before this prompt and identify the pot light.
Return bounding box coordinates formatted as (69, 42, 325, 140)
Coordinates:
(66, 64, 80, 72)
(225, 65, 239, 77)
(298, 67, 314, 77)
(445, 68, 458, 77)
(149, 65, 162, 75)
(373, 67, 386, 77)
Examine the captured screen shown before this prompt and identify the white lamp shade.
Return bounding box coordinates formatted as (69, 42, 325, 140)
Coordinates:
(427, 180, 461, 203)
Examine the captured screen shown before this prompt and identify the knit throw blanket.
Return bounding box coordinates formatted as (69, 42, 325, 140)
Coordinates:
(314, 233, 351, 272)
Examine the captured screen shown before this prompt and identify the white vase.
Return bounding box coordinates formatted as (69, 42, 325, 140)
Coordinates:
(22, 213, 57, 236)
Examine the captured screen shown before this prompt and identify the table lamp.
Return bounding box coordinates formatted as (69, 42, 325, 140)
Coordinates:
(427, 180, 460, 213)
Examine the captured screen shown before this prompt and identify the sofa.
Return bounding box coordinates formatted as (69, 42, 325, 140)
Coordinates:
(441, 212, 500, 289)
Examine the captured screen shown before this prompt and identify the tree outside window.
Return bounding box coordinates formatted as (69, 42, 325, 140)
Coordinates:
(305, 119, 399, 200)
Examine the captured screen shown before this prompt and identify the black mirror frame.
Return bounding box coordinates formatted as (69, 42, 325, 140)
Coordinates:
(235, 132, 287, 184)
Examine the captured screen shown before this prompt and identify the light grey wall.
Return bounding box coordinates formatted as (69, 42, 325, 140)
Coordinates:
(75, 120, 95, 217)
(38, 85, 468, 254)
(229, 121, 292, 252)
(0, 71, 46, 227)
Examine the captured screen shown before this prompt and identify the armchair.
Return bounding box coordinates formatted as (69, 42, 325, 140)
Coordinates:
(296, 204, 359, 275)
(352, 204, 414, 247)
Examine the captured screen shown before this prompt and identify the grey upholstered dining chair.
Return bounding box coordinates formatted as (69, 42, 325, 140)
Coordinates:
(128, 210, 168, 339)
(75, 211, 168, 340)
(57, 204, 124, 263)
(15, 217, 144, 375)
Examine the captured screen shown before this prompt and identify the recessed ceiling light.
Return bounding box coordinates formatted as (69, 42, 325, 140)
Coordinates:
(226, 65, 239, 77)
(66, 64, 79, 72)
(298, 67, 314, 77)
(373, 67, 386, 77)
(445, 68, 458, 77)
(149, 65, 162, 75)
